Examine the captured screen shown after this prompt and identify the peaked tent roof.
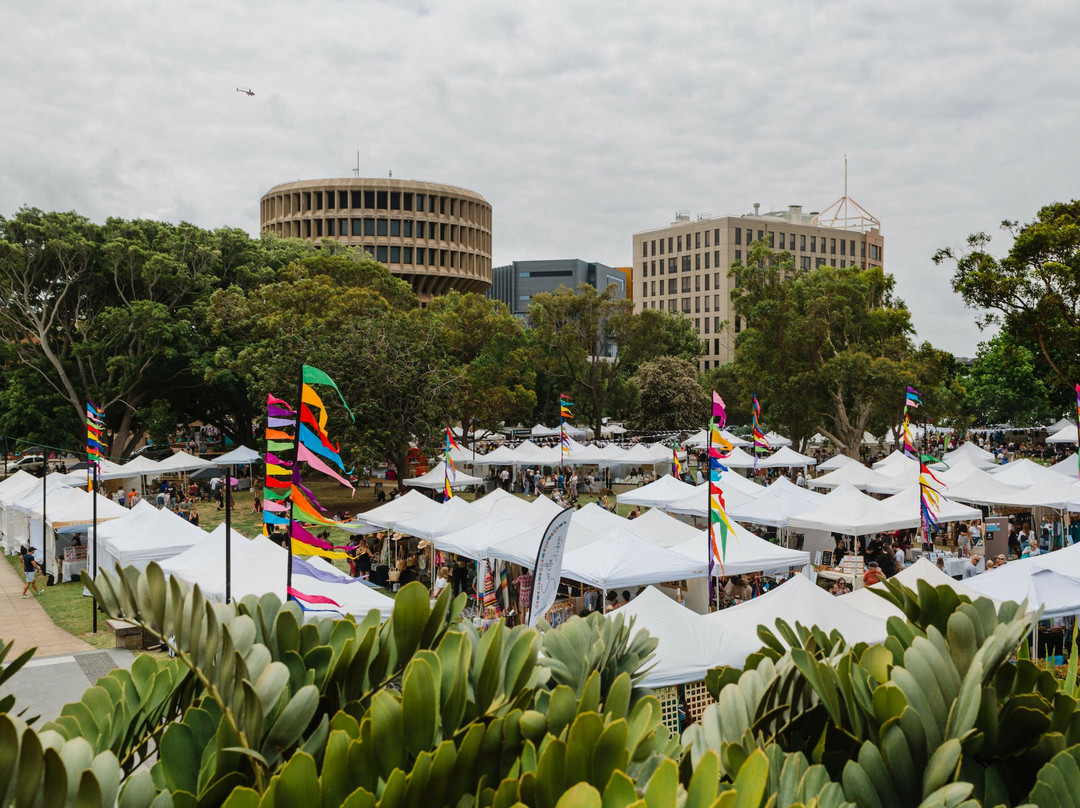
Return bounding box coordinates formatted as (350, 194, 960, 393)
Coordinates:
(432, 512, 533, 560)
(988, 458, 1063, 487)
(624, 507, 705, 548)
(664, 478, 762, 518)
(807, 461, 895, 491)
(942, 468, 1030, 506)
(1049, 453, 1080, 477)
(710, 446, 760, 469)
(118, 455, 165, 476)
(758, 446, 817, 469)
(787, 484, 920, 535)
(879, 485, 982, 524)
(570, 502, 631, 535)
(394, 496, 489, 540)
(941, 442, 998, 467)
(32, 487, 129, 528)
(965, 558, 1080, 619)
(763, 431, 793, 448)
(404, 461, 483, 490)
(727, 478, 825, 528)
(670, 520, 811, 576)
(841, 557, 997, 620)
(102, 506, 206, 572)
(704, 573, 888, 646)
(1046, 424, 1079, 444)
(817, 453, 857, 472)
(561, 528, 709, 590)
(615, 474, 698, 508)
(872, 449, 918, 473)
(215, 446, 263, 465)
(0, 470, 44, 504)
(156, 451, 214, 473)
(465, 445, 522, 466)
(531, 422, 587, 439)
(683, 429, 751, 448)
(354, 489, 441, 530)
(1045, 417, 1076, 433)
(985, 476, 1080, 509)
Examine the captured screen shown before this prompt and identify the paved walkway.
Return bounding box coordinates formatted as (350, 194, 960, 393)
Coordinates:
(1, 648, 136, 722)
(0, 552, 92, 657)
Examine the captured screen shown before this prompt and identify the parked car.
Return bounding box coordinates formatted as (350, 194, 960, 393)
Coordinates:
(10, 455, 45, 472)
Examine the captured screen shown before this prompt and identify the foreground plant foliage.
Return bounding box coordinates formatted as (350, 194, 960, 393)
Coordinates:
(0, 569, 1077, 806)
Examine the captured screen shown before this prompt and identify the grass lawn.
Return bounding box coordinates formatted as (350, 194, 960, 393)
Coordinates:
(6, 554, 115, 649)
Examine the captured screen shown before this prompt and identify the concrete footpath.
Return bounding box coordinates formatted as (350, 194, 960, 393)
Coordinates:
(1, 552, 135, 722)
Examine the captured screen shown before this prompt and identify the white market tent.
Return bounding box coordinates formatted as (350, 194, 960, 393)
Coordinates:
(665, 483, 758, 519)
(561, 528, 708, 590)
(404, 461, 483, 491)
(117, 455, 165, 477)
(215, 446, 263, 465)
(727, 477, 825, 528)
(684, 429, 750, 448)
(872, 449, 917, 473)
(941, 442, 999, 468)
(986, 477, 1080, 510)
(817, 453, 857, 472)
(156, 451, 215, 473)
(988, 459, 1063, 488)
(624, 508, 706, 548)
(0, 471, 47, 553)
(99, 505, 205, 573)
(394, 496, 488, 540)
(488, 516, 610, 568)
(763, 431, 792, 448)
(30, 488, 129, 571)
(758, 446, 817, 469)
(1049, 453, 1079, 477)
(807, 462, 896, 491)
(941, 468, 1027, 506)
(787, 484, 920, 536)
(354, 490, 441, 531)
(880, 485, 982, 524)
(670, 521, 811, 576)
(1046, 424, 1079, 445)
(466, 445, 521, 467)
(711, 446, 760, 470)
(431, 513, 533, 561)
(90, 500, 162, 575)
(612, 588, 765, 686)
(841, 558, 996, 621)
(1045, 418, 1076, 433)
(531, 423, 587, 439)
(569, 502, 630, 535)
(159, 523, 247, 573)
(705, 573, 888, 646)
(616, 474, 698, 508)
(1, 475, 74, 553)
(965, 563, 1080, 619)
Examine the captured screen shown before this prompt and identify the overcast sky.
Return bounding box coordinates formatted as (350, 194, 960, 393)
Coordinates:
(3, 0, 1077, 357)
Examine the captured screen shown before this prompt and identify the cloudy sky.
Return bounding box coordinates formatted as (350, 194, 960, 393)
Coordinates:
(3, 0, 1077, 357)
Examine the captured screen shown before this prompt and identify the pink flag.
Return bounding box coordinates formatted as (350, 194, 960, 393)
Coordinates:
(298, 443, 355, 491)
(712, 392, 727, 426)
(287, 587, 341, 607)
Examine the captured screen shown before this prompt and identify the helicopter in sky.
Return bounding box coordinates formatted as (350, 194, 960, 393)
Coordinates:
(236, 87, 255, 97)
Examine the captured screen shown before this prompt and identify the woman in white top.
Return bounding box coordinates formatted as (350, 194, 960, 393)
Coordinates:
(431, 566, 451, 599)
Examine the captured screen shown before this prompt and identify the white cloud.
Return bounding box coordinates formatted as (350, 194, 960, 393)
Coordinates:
(2, 0, 1078, 357)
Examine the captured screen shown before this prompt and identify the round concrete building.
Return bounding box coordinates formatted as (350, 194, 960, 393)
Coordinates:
(259, 178, 492, 298)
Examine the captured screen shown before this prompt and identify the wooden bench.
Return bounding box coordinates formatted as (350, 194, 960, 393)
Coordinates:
(105, 619, 147, 650)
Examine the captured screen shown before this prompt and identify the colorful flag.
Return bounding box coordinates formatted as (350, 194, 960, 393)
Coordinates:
(86, 400, 105, 490)
(712, 391, 727, 427)
(672, 440, 683, 479)
(905, 386, 922, 409)
(528, 506, 574, 627)
(444, 426, 457, 500)
(559, 393, 574, 457)
(707, 412, 736, 570)
(752, 394, 770, 460)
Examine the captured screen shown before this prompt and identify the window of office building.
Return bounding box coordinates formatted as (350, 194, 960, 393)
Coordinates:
(704, 274, 710, 291)
(669, 299, 678, 312)
(651, 260, 656, 275)
(695, 232, 701, 249)
(735, 249, 741, 262)
(705, 252, 710, 269)
(651, 239, 656, 256)
(351, 218, 363, 236)
(376, 246, 388, 262)
(714, 293, 721, 310)
(668, 278, 677, 294)
(669, 258, 677, 272)
(801, 256, 811, 270)
(694, 275, 701, 292)
(682, 256, 691, 272)
(850, 240, 855, 256)
(651, 281, 656, 296)
(810, 236, 816, 252)
(734, 228, 741, 245)
(642, 282, 648, 298)
(840, 239, 846, 256)
(390, 219, 401, 237)
(830, 259, 836, 267)
(403, 247, 413, 263)
(659, 239, 665, 255)
(403, 193, 412, 212)
(682, 297, 691, 313)
(390, 246, 400, 263)
(714, 250, 721, 266)
(376, 219, 388, 236)
(677, 235, 682, 252)
(326, 219, 336, 237)
(714, 338, 720, 355)
(840, 260, 846, 268)
(757, 230, 764, 242)
(800, 234, 806, 251)
(830, 238, 836, 254)
(681, 276, 691, 293)
(695, 317, 700, 330)
(705, 318, 710, 334)
(779, 233, 786, 250)
(403, 220, 413, 237)
(642, 241, 648, 257)
(695, 297, 700, 313)
(667, 237, 673, 252)
(705, 230, 711, 248)
(816, 257, 826, 268)
(734, 317, 741, 333)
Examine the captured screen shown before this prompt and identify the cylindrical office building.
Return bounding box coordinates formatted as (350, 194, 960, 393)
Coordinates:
(259, 178, 492, 298)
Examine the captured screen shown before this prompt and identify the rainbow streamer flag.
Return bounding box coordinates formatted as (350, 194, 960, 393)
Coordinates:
(86, 401, 105, 490)
(905, 386, 922, 409)
(752, 395, 769, 467)
(707, 392, 735, 568)
(672, 440, 683, 479)
(444, 427, 460, 499)
(559, 393, 574, 457)
(559, 393, 574, 420)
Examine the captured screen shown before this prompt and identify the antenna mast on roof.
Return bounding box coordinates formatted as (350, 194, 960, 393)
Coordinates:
(813, 154, 880, 233)
(352, 151, 360, 178)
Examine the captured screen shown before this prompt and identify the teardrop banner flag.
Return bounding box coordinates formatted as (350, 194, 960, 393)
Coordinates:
(527, 506, 574, 627)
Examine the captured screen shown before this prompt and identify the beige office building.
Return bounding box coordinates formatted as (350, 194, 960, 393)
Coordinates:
(632, 203, 884, 371)
(260, 178, 492, 298)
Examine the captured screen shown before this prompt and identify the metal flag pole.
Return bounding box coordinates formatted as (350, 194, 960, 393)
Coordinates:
(91, 462, 98, 633)
(225, 461, 233, 604)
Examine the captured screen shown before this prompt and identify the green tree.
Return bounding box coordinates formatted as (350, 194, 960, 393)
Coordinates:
(933, 200, 1080, 411)
(962, 331, 1053, 426)
(426, 292, 537, 443)
(629, 356, 708, 433)
(528, 284, 703, 437)
(724, 239, 916, 456)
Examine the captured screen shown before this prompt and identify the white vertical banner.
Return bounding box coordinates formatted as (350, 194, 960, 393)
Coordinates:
(527, 506, 575, 627)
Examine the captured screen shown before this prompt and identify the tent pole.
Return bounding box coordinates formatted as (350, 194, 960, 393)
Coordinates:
(91, 464, 98, 633)
(225, 463, 232, 604)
